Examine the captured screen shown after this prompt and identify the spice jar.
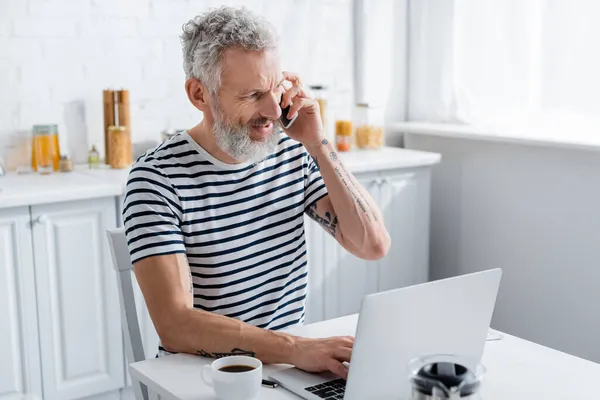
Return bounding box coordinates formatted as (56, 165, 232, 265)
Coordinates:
(108, 125, 132, 169)
(335, 120, 353, 152)
(354, 103, 384, 149)
(59, 155, 73, 172)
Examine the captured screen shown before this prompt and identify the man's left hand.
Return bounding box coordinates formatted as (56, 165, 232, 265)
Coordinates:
(279, 71, 324, 150)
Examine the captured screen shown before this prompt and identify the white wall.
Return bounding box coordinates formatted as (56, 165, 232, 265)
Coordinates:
(0, 0, 354, 162)
(405, 133, 600, 363)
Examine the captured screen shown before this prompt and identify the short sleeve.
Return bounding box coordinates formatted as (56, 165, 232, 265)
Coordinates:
(303, 151, 329, 210)
(122, 163, 186, 264)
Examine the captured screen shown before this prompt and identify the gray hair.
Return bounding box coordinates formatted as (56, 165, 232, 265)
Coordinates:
(181, 6, 278, 95)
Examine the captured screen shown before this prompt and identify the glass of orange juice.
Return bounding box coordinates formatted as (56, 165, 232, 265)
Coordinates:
(33, 125, 59, 174)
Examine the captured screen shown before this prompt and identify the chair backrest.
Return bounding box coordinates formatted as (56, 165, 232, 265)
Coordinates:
(106, 228, 148, 400)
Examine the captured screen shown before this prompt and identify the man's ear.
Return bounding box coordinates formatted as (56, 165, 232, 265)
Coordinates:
(185, 78, 212, 112)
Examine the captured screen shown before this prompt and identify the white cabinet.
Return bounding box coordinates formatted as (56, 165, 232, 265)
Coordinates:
(0, 207, 42, 400)
(30, 198, 124, 400)
(378, 169, 431, 292)
(328, 171, 382, 318)
(304, 168, 432, 322)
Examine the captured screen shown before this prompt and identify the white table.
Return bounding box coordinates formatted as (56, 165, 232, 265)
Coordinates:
(129, 315, 600, 400)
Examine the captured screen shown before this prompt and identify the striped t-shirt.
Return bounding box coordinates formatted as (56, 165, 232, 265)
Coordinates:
(122, 131, 328, 343)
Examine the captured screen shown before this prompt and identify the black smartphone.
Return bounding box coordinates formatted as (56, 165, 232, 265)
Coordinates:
(279, 104, 297, 129)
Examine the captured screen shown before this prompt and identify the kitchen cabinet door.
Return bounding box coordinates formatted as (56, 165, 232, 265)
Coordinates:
(325, 171, 382, 319)
(31, 198, 125, 400)
(378, 169, 430, 292)
(303, 213, 333, 324)
(0, 207, 42, 400)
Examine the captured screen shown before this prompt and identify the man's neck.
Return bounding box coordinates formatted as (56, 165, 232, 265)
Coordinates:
(187, 120, 242, 165)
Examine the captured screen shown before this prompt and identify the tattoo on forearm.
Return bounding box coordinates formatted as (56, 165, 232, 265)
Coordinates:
(196, 348, 256, 359)
(339, 163, 379, 222)
(307, 202, 339, 237)
(322, 138, 329, 145)
(334, 167, 372, 223)
(329, 151, 338, 162)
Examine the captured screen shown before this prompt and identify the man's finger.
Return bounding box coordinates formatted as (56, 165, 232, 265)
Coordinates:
(282, 70, 301, 84)
(281, 85, 301, 108)
(333, 347, 352, 363)
(287, 97, 317, 120)
(327, 359, 349, 380)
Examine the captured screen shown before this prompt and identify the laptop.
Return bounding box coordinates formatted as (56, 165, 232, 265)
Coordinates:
(269, 269, 502, 400)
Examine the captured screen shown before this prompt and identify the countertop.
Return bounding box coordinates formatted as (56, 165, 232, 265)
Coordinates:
(391, 121, 600, 152)
(0, 146, 440, 209)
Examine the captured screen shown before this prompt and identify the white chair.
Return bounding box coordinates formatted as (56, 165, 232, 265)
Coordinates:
(106, 228, 160, 400)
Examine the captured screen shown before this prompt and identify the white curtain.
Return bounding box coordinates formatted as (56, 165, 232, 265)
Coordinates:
(409, 0, 600, 138)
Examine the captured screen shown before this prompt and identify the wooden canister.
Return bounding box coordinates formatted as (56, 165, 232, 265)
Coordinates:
(103, 90, 116, 164)
(107, 125, 132, 169)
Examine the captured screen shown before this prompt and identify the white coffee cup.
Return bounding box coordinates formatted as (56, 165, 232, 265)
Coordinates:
(201, 356, 262, 400)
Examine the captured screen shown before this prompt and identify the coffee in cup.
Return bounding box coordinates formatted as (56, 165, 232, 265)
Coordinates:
(202, 355, 262, 400)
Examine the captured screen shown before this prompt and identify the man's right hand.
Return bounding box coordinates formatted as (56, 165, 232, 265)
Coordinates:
(289, 336, 355, 379)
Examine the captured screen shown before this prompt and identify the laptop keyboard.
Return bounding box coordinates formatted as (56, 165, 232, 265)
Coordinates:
(304, 378, 346, 399)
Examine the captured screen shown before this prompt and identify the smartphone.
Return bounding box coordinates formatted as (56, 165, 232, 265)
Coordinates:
(279, 104, 297, 129)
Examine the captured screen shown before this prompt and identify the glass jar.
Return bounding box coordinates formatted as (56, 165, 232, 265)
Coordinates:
(32, 124, 60, 174)
(3, 130, 33, 174)
(108, 125, 132, 169)
(354, 103, 385, 149)
(310, 85, 328, 129)
(335, 120, 353, 152)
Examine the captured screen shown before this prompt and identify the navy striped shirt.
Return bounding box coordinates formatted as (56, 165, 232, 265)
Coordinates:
(122, 131, 328, 347)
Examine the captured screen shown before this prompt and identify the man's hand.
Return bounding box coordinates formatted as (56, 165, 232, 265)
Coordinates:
(279, 71, 324, 148)
(289, 336, 354, 379)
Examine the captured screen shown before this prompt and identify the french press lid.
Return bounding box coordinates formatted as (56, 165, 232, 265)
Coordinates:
(413, 361, 480, 398)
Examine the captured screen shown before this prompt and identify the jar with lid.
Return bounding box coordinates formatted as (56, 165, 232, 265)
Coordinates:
(335, 120, 353, 152)
(309, 85, 328, 133)
(108, 125, 132, 169)
(354, 103, 385, 149)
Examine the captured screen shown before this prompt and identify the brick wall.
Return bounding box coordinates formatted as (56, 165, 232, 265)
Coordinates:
(0, 0, 353, 162)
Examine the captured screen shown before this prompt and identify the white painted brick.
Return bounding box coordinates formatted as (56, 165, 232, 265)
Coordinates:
(19, 101, 64, 127)
(0, 20, 11, 37)
(137, 18, 182, 39)
(83, 60, 143, 87)
(90, 0, 151, 18)
(151, 0, 197, 20)
(0, 38, 44, 60)
(130, 78, 170, 101)
(0, 104, 21, 129)
(12, 17, 78, 38)
(142, 61, 176, 80)
(103, 38, 163, 59)
(41, 38, 104, 59)
(78, 17, 138, 38)
(163, 35, 182, 57)
(28, 0, 92, 18)
(0, 1, 29, 17)
(21, 62, 86, 87)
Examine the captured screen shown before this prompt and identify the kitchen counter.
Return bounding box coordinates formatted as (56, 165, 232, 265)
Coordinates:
(0, 146, 440, 209)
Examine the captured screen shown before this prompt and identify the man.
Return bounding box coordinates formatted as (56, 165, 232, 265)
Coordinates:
(123, 6, 390, 379)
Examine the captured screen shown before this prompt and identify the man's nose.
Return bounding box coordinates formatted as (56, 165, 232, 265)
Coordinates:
(260, 91, 282, 120)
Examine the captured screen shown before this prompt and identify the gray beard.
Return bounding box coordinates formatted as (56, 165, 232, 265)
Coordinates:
(212, 107, 281, 164)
